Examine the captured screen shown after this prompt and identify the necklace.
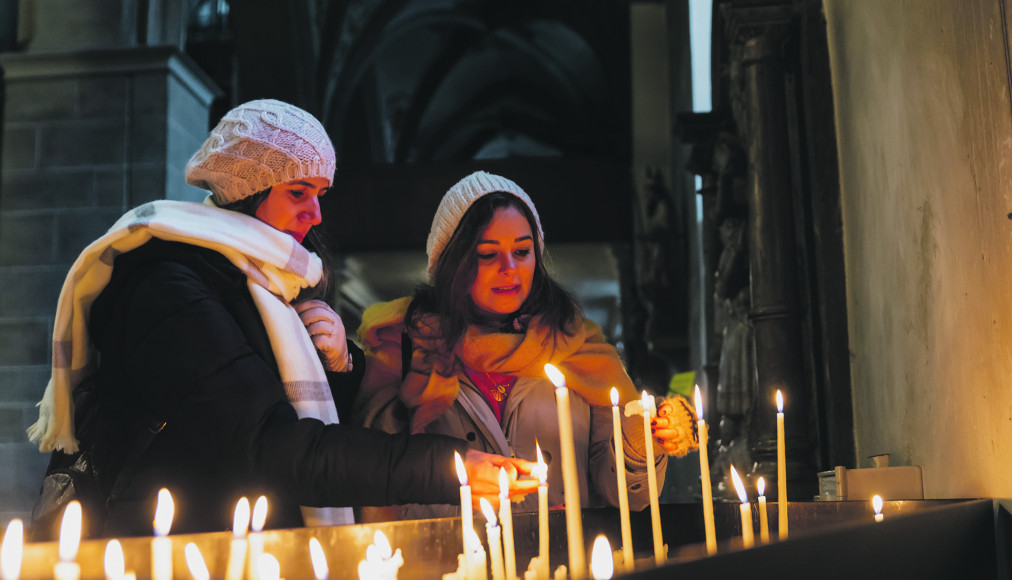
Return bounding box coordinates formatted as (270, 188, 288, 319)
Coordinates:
(485, 374, 510, 402)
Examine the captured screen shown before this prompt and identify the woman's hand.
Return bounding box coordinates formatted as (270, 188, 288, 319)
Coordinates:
(294, 300, 351, 372)
(651, 396, 699, 457)
(463, 449, 540, 510)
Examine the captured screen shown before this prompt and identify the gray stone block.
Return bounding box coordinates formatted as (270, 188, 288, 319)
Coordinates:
(130, 114, 168, 164)
(0, 265, 66, 318)
(94, 169, 128, 208)
(0, 365, 51, 403)
(128, 164, 168, 206)
(78, 77, 129, 118)
(133, 73, 168, 115)
(0, 405, 29, 443)
(4, 80, 77, 122)
(1, 168, 98, 210)
(0, 212, 56, 266)
(0, 442, 48, 517)
(0, 319, 49, 366)
(54, 208, 122, 263)
(1, 125, 38, 170)
(39, 122, 126, 168)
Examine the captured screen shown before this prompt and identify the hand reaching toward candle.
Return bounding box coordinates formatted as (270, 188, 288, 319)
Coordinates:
(651, 396, 699, 457)
(464, 449, 540, 509)
(294, 300, 352, 372)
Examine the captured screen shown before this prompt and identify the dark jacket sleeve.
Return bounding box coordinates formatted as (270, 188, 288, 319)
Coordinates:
(99, 252, 467, 509)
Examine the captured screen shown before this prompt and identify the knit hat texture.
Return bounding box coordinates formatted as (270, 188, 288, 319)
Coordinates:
(185, 99, 336, 205)
(426, 171, 544, 279)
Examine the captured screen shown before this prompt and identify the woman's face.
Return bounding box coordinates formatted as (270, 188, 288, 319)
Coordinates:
(255, 177, 330, 242)
(469, 205, 536, 315)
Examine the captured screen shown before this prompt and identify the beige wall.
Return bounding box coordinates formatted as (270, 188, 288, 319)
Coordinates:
(825, 0, 1012, 497)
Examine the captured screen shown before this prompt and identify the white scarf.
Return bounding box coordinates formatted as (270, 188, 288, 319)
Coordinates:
(27, 197, 353, 526)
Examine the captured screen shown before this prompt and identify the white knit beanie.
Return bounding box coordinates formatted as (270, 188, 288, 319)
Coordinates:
(184, 99, 337, 205)
(426, 171, 544, 279)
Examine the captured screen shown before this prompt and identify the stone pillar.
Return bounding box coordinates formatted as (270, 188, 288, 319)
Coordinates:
(723, 2, 816, 499)
(0, 40, 220, 521)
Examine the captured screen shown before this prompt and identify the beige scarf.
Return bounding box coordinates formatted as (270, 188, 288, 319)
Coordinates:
(359, 297, 638, 434)
(28, 198, 352, 526)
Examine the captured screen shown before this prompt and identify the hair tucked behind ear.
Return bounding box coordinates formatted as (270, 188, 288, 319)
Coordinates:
(408, 192, 580, 349)
(221, 189, 335, 302)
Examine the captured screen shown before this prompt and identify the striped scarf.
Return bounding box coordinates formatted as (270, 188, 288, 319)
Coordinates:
(27, 197, 352, 526)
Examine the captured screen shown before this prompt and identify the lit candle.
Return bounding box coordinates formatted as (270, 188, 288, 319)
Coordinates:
(248, 496, 268, 580)
(641, 390, 664, 565)
(872, 495, 884, 522)
(309, 538, 329, 580)
(610, 388, 633, 572)
(544, 363, 585, 580)
(54, 501, 81, 580)
(481, 498, 505, 580)
(152, 488, 173, 580)
(730, 465, 754, 549)
(535, 443, 549, 580)
(258, 554, 281, 580)
(465, 527, 488, 580)
(105, 539, 124, 580)
(776, 390, 788, 539)
(757, 477, 770, 543)
(226, 497, 250, 580)
(454, 451, 477, 579)
(589, 536, 614, 580)
(1, 518, 23, 580)
(359, 530, 404, 580)
(695, 386, 717, 555)
(184, 543, 210, 580)
(499, 468, 517, 580)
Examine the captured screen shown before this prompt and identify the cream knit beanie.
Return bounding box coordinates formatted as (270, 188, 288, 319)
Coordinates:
(184, 99, 336, 205)
(426, 171, 544, 279)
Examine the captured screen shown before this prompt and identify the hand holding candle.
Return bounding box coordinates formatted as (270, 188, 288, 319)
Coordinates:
(757, 477, 770, 543)
(695, 386, 717, 555)
(776, 390, 788, 539)
(730, 465, 754, 549)
(535, 443, 550, 580)
(55, 501, 82, 580)
(610, 388, 633, 572)
(1, 518, 23, 580)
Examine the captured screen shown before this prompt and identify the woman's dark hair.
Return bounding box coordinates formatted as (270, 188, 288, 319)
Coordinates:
(407, 191, 581, 349)
(221, 188, 335, 302)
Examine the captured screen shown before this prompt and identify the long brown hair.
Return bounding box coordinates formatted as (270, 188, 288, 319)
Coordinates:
(407, 192, 581, 349)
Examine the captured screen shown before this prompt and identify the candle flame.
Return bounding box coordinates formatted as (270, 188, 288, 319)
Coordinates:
(374, 530, 393, 560)
(535, 442, 548, 485)
(251, 496, 268, 533)
(153, 488, 174, 537)
(1, 519, 23, 580)
(641, 390, 656, 417)
(258, 553, 281, 580)
(499, 467, 509, 498)
(480, 497, 497, 525)
(757, 477, 766, 497)
(184, 542, 210, 580)
(610, 387, 618, 407)
(694, 385, 703, 421)
(58, 500, 82, 562)
(730, 465, 748, 504)
(308, 538, 328, 580)
(233, 497, 251, 538)
(589, 535, 614, 580)
(872, 495, 883, 515)
(454, 451, 468, 486)
(544, 363, 565, 388)
(105, 539, 124, 580)
(776, 390, 784, 413)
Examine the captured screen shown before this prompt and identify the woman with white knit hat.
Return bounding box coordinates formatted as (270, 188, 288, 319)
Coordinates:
(27, 100, 536, 538)
(354, 171, 699, 521)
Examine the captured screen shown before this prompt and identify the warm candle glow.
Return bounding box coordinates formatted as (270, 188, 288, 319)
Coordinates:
(233, 497, 251, 538)
(589, 536, 614, 580)
(757, 477, 766, 497)
(694, 385, 703, 421)
(184, 543, 210, 580)
(776, 389, 784, 413)
(1, 519, 23, 580)
(105, 540, 124, 580)
(480, 497, 497, 524)
(251, 496, 268, 533)
(535, 442, 548, 485)
(641, 390, 664, 565)
(499, 467, 509, 498)
(373, 531, 394, 561)
(544, 363, 565, 388)
(610, 387, 618, 407)
(756, 477, 770, 544)
(258, 554, 280, 580)
(153, 489, 174, 537)
(454, 451, 468, 486)
(730, 465, 748, 503)
(59, 501, 82, 562)
(309, 538, 328, 580)
(872, 494, 883, 514)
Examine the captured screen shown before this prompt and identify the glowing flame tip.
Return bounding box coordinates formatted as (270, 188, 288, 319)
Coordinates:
(589, 535, 615, 580)
(730, 465, 748, 503)
(480, 497, 497, 524)
(757, 476, 766, 496)
(694, 385, 703, 420)
(872, 494, 884, 514)
(309, 537, 329, 580)
(776, 390, 784, 413)
(454, 451, 468, 486)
